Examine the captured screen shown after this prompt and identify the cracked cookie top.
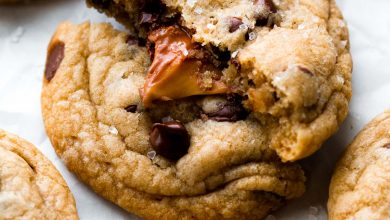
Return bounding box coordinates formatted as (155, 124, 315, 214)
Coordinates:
(86, 0, 352, 161)
(0, 130, 78, 220)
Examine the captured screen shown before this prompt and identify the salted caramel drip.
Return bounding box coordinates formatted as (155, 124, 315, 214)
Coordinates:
(141, 26, 228, 107)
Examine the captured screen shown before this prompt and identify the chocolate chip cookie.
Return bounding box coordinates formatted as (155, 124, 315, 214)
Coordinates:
(87, 0, 352, 161)
(41, 21, 306, 219)
(0, 129, 78, 220)
(328, 110, 390, 220)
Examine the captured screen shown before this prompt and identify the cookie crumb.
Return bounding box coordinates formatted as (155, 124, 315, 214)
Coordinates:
(207, 23, 215, 30)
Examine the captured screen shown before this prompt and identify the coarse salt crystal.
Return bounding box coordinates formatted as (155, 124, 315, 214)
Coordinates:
(248, 32, 257, 41)
(194, 7, 203, 14)
(207, 23, 215, 29)
(239, 23, 247, 30)
(187, 0, 197, 7)
(108, 126, 118, 135)
(147, 150, 157, 160)
(231, 51, 238, 58)
(335, 75, 345, 85)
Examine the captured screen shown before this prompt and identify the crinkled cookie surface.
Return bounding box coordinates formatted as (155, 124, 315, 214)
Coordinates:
(328, 110, 390, 220)
(0, 130, 78, 220)
(87, 0, 352, 161)
(41, 22, 306, 220)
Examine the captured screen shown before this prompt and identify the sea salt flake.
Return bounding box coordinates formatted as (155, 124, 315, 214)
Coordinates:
(108, 126, 118, 135)
(335, 75, 345, 85)
(182, 49, 189, 56)
(147, 150, 157, 160)
(248, 32, 257, 41)
(231, 51, 238, 58)
(339, 40, 347, 49)
(194, 7, 203, 14)
(207, 23, 215, 29)
(187, 0, 197, 7)
(298, 24, 305, 30)
(239, 23, 247, 30)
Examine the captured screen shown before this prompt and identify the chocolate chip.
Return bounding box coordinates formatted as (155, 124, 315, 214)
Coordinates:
(126, 35, 139, 45)
(228, 17, 243, 33)
(44, 42, 65, 82)
(383, 143, 390, 149)
(206, 95, 248, 122)
(125, 105, 137, 113)
(150, 121, 190, 161)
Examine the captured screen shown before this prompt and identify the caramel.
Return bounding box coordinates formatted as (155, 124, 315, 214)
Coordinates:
(141, 26, 228, 107)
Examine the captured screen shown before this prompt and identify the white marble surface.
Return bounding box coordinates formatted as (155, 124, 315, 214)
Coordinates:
(0, 0, 389, 219)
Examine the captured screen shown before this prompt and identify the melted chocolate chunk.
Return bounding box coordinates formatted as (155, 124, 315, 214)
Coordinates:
(44, 42, 65, 82)
(125, 105, 137, 113)
(229, 17, 243, 33)
(206, 95, 248, 122)
(150, 121, 190, 160)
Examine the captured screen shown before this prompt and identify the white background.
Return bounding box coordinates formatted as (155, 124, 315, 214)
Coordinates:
(0, 0, 389, 219)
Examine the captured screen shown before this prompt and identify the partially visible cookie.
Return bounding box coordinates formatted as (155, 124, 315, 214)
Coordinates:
(41, 21, 306, 220)
(328, 110, 390, 220)
(0, 129, 78, 220)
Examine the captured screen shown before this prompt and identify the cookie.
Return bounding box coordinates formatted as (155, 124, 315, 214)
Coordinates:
(328, 110, 390, 220)
(0, 129, 78, 220)
(87, 0, 352, 161)
(41, 21, 306, 219)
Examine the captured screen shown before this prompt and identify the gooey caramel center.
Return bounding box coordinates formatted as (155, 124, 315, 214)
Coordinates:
(141, 26, 228, 107)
